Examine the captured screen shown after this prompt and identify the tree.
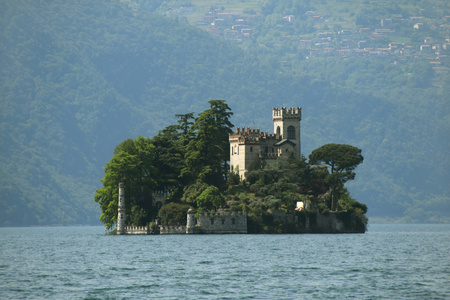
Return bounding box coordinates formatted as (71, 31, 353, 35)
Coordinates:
(183, 100, 233, 189)
(181, 179, 209, 206)
(175, 112, 195, 136)
(308, 144, 363, 211)
(157, 202, 191, 226)
(151, 126, 185, 192)
(196, 186, 226, 211)
(94, 137, 157, 229)
(175, 112, 196, 147)
(94, 150, 139, 229)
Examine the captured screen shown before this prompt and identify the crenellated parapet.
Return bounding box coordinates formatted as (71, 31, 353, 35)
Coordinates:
(272, 107, 302, 120)
(229, 127, 282, 145)
(185, 209, 247, 234)
(160, 226, 186, 234)
(152, 190, 167, 206)
(198, 211, 246, 217)
(125, 226, 149, 235)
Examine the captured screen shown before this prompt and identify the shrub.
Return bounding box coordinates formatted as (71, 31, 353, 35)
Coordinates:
(158, 202, 190, 226)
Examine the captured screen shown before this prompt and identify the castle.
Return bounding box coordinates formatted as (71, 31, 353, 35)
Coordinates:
(229, 107, 302, 180)
(116, 106, 302, 235)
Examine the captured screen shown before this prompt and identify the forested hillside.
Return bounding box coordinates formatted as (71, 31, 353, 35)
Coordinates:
(0, 0, 448, 226)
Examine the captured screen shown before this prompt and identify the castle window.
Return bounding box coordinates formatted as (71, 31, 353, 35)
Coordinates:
(211, 219, 214, 225)
(250, 146, 253, 152)
(265, 146, 268, 154)
(222, 219, 225, 225)
(288, 126, 295, 139)
(276, 126, 281, 135)
(232, 218, 236, 225)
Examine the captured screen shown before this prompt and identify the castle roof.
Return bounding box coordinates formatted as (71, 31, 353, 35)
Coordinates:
(274, 139, 296, 146)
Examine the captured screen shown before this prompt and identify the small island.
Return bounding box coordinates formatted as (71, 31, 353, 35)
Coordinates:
(95, 100, 367, 234)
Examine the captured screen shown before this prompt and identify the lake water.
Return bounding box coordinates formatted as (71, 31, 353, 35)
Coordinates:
(1, 224, 449, 299)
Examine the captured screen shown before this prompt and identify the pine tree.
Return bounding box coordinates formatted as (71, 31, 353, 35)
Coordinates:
(183, 100, 233, 189)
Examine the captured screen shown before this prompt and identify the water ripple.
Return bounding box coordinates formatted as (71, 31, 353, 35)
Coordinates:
(0, 225, 449, 299)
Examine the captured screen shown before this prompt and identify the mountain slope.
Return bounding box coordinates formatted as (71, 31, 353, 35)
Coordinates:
(0, 0, 448, 225)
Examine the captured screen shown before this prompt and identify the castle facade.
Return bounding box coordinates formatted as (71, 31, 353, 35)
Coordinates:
(229, 107, 302, 180)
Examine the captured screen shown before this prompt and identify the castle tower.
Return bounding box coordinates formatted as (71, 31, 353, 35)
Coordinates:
(117, 182, 126, 235)
(186, 208, 196, 234)
(229, 107, 302, 181)
(272, 107, 302, 157)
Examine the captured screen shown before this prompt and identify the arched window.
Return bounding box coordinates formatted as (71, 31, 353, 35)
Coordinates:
(287, 126, 295, 139)
(276, 126, 281, 135)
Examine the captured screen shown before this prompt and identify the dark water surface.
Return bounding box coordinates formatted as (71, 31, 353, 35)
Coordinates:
(1, 224, 449, 299)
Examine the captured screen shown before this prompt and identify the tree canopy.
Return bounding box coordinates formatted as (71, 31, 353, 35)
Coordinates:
(182, 100, 234, 188)
(95, 100, 234, 229)
(309, 144, 364, 211)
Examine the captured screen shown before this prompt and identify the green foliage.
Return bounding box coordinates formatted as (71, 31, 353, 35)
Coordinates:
(309, 144, 363, 211)
(309, 144, 364, 174)
(96, 100, 235, 227)
(181, 180, 210, 205)
(157, 202, 191, 226)
(183, 100, 234, 189)
(227, 171, 240, 186)
(94, 137, 157, 229)
(130, 206, 148, 227)
(196, 186, 226, 211)
(151, 126, 186, 191)
(338, 188, 368, 214)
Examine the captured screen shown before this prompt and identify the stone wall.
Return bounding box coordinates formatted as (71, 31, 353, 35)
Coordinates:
(125, 226, 149, 235)
(160, 226, 186, 234)
(117, 210, 364, 235)
(248, 210, 366, 233)
(297, 211, 366, 233)
(194, 211, 247, 234)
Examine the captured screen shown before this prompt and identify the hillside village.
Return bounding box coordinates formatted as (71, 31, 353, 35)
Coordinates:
(132, 1, 449, 77)
(199, 9, 449, 62)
